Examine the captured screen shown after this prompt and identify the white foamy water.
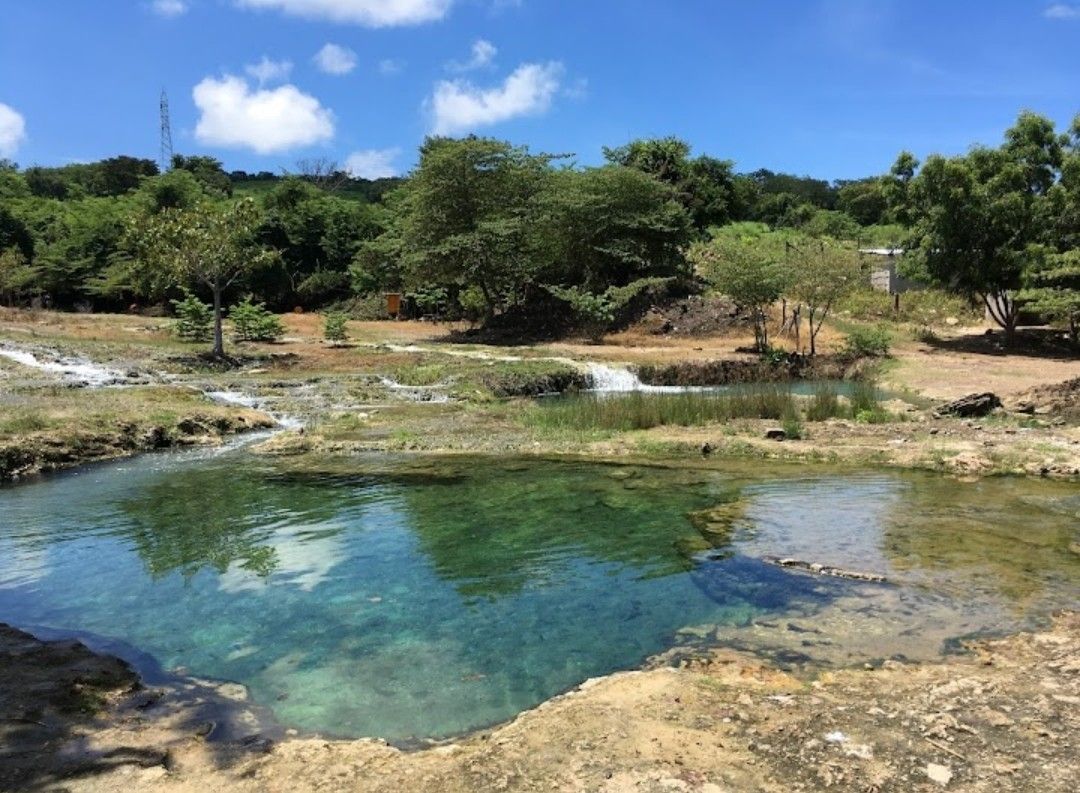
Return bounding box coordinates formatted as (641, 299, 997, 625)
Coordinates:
(0, 345, 125, 387)
(585, 362, 707, 394)
(378, 377, 452, 403)
(204, 390, 304, 430)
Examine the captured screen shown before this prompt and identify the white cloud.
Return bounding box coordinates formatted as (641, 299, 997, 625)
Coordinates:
(378, 58, 405, 75)
(448, 39, 497, 72)
(0, 103, 27, 158)
(235, 0, 452, 26)
(244, 56, 294, 85)
(151, 0, 189, 17)
(430, 61, 563, 135)
(193, 75, 334, 154)
(314, 43, 358, 75)
(1044, 3, 1080, 18)
(345, 147, 401, 178)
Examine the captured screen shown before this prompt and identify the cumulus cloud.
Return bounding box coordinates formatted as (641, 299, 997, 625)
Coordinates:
(430, 61, 563, 135)
(0, 103, 27, 158)
(448, 39, 497, 72)
(1044, 3, 1080, 18)
(235, 0, 452, 26)
(314, 43, 358, 75)
(151, 0, 189, 17)
(193, 75, 334, 154)
(345, 148, 401, 178)
(245, 56, 293, 84)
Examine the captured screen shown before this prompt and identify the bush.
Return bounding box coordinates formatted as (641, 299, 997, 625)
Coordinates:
(782, 407, 804, 439)
(230, 297, 283, 342)
(324, 311, 348, 344)
(170, 291, 213, 342)
(843, 324, 891, 357)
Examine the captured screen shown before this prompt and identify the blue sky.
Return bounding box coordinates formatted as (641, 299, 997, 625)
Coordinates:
(1, 0, 1078, 180)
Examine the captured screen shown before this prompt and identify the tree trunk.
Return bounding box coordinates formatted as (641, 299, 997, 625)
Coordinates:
(982, 291, 1018, 340)
(212, 281, 224, 358)
(809, 308, 817, 357)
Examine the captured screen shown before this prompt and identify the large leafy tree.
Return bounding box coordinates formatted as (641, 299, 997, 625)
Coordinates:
(534, 165, 691, 291)
(127, 199, 277, 356)
(900, 112, 1065, 336)
(603, 137, 739, 231)
(395, 136, 554, 317)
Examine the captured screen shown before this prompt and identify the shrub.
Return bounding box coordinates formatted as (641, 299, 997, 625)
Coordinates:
(782, 407, 804, 439)
(843, 324, 891, 358)
(170, 291, 213, 342)
(230, 297, 283, 342)
(546, 285, 615, 342)
(324, 311, 348, 344)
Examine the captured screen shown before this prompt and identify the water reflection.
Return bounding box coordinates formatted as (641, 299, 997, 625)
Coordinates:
(0, 454, 1076, 740)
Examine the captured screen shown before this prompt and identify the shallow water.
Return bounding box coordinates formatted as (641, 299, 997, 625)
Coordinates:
(0, 452, 1076, 741)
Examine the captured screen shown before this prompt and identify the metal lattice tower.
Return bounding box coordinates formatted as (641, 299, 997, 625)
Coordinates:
(159, 89, 174, 171)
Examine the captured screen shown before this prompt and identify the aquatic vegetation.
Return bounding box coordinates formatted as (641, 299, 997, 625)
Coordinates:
(525, 386, 799, 431)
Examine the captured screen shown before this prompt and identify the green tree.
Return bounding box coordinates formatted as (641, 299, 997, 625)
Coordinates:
(603, 137, 739, 231)
(689, 224, 792, 351)
(786, 236, 861, 355)
(1019, 247, 1080, 346)
(396, 136, 554, 318)
(901, 113, 1063, 337)
(323, 311, 348, 344)
(127, 200, 277, 356)
(171, 154, 233, 197)
(836, 178, 888, 225)
(534, 165, 691, 291)
(0, 247, 39, 306)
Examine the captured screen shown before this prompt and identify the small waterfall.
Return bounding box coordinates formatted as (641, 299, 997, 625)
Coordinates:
(586, 362, 648, 392)
(204, 390, 304, 430)
(585, 362, 713, 394)
(0, 345, 126, 387)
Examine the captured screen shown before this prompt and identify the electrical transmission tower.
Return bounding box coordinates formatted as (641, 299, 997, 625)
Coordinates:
(159, 89, 174, 171)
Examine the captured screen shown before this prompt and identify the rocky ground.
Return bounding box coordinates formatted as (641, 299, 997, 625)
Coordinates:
(2, 613, 1076, 792)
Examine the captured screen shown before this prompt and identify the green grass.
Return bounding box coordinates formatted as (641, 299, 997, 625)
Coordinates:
(806, 384, 844, 421)
(523, 385, 798, 432)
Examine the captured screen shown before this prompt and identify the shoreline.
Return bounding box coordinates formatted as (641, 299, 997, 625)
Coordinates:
(4, 612, 1076, 792)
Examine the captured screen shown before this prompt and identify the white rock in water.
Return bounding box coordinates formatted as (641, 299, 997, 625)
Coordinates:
(926, 763, 952, 786)
(824, 731, 848, 743)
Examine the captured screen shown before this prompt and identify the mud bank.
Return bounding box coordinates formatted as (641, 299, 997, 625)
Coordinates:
(2, 614, 1076, 792)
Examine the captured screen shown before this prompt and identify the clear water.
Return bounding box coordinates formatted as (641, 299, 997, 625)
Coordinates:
(0, 451, 1077, 742)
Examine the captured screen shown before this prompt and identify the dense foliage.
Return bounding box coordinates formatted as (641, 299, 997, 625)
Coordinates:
(1, 111, 1078, 348)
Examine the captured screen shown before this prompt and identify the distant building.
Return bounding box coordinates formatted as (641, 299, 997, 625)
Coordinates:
(859, 248, 924, 295)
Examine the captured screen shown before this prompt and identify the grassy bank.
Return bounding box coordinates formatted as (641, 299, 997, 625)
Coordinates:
(0, 386, 275, 479)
